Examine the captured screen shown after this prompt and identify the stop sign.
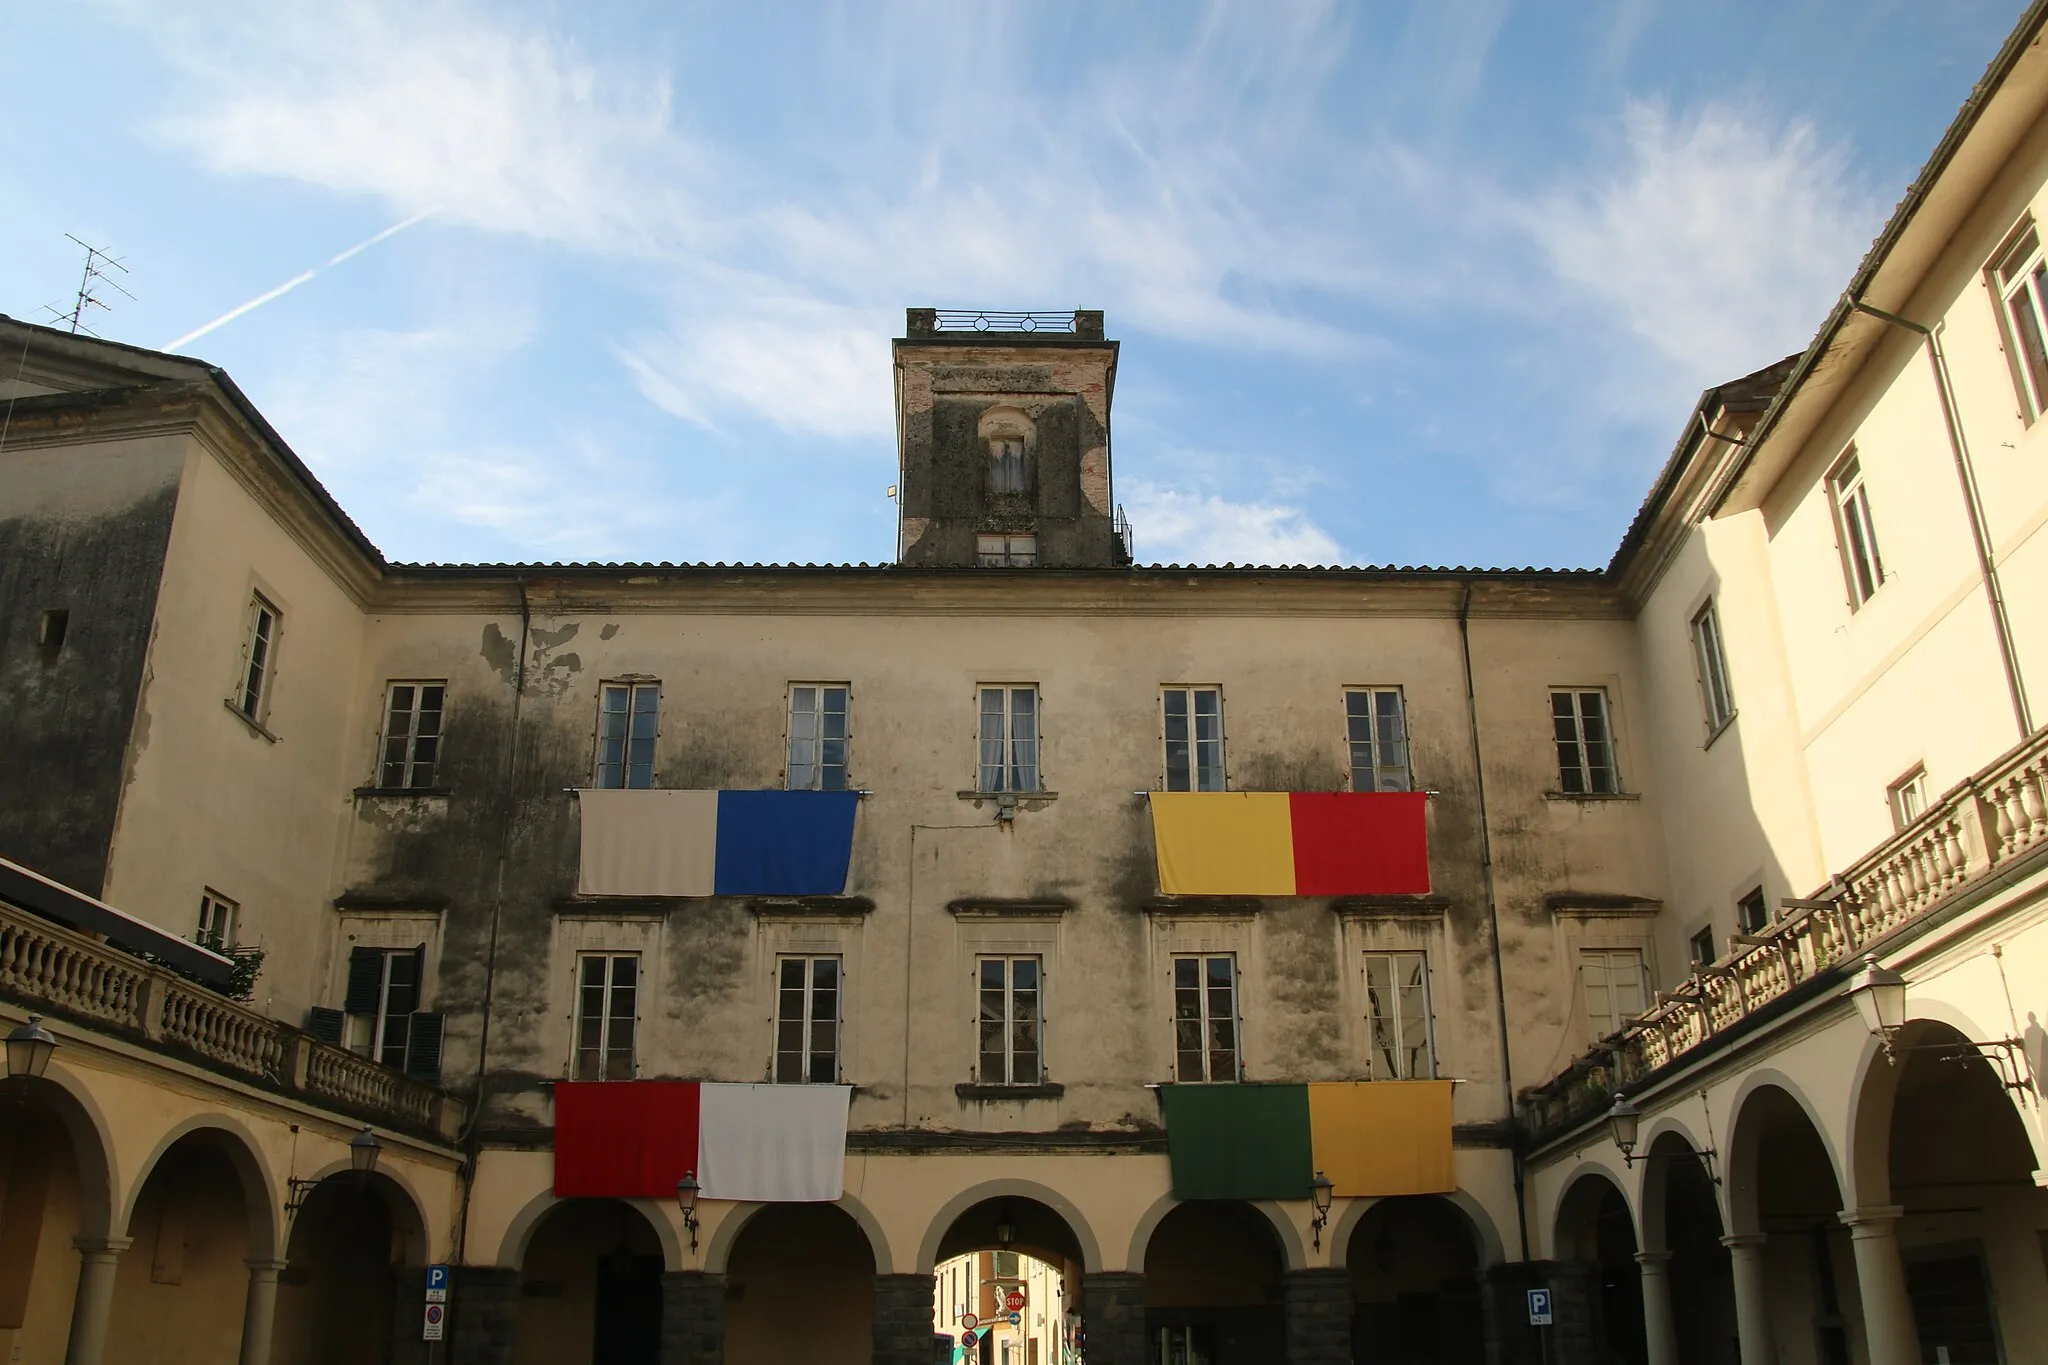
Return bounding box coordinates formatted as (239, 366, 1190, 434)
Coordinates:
(1004, 1290, 1025, 1313)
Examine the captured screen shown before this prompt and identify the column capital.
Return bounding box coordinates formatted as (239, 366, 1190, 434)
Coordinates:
(1838, 1204, 1905, 1234)
(244, 1258, 292, 1274)
(71, 1236, 133, 1256)
(1633, 1249, 1675, 1268)
(1719, 1232, 1768, 1250)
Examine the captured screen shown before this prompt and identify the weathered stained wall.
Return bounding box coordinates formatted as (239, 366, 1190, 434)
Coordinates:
(0, 417, 183, 895)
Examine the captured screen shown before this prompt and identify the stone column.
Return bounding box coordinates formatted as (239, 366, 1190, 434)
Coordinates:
(1079, 1272, 1147, 1365)
(871, 1273, 945, 1365)
(1634, 1251, 1679, 1365)
(238, 1258, 289, 1365)
(1720, 1233, 1775, 1365)
(62, 1236, 130, 1365)
(448, 1266, 521, 1365)
(660, 1271, 725, 1365)
(1283, 1268, 1352, 1365)
(1840, 1206, 1918, 1365)
(1544, 1260, 1608, 1365)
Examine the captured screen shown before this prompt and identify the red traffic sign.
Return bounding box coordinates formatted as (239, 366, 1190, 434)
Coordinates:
(958, 1312, 978, 1331)
(1004, 1290, 1025, 1313)
(960, 1328, 979, 1347)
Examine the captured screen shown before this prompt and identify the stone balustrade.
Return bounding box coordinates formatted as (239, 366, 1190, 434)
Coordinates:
(0, 898, 459, 1138)
(1522, 725, 2048, 1141)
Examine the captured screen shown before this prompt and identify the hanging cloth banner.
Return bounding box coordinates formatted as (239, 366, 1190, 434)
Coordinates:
(1158, 1080, 1455, 1200)
(1147, 792, 1429, 896)
(553, 1081, 852, 1201)
(576, 789, 859, 897)
(1306, 1080, 1455, 1196)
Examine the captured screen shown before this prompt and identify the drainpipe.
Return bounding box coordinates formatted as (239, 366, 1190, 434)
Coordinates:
(1851, 299, 2034, 739)
(1458, 582, 1531, 1263)
(450, 577, 530, 1281)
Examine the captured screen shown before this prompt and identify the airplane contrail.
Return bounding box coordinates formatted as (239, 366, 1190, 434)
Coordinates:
(161, 208, 436, 353)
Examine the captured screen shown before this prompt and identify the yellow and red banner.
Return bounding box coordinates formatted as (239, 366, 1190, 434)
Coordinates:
(1148, 792, 1429, 896)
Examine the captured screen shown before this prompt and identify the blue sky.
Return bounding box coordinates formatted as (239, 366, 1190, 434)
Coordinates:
(1, 2, 2024, 569)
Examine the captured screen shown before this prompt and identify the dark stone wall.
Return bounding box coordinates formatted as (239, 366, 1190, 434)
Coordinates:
(871, 1272, 948, 1365)
(0, 476, 180, 894)
(660, 1271, 725, 1365)
(1080, 1271, 1147, 1365)
(447, 1265, 521, 1365)
(1284, 1268, 1351, 1365)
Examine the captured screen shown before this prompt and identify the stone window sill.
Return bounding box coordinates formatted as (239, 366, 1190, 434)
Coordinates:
(352, 785, 452, 799)
(955, 1083, 1065, 1101)
(222, 698, 280, 743)
(1542, 790, 1640, 803)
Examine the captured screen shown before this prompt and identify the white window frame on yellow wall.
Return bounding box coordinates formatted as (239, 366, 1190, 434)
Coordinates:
(1580, 947, 1648, 1041)
(1828, 450, 1886, 610)
(1362, 951, 1435, 1079)
(1992, 219, 2048, 420)
(1690, 600, 1736, 736)
(233, 593, 282, 725)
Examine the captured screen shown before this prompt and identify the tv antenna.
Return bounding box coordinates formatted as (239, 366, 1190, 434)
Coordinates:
(40, 235, 135, 337)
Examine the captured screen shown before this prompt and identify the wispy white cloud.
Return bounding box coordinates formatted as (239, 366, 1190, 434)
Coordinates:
(1124, 482, 1343, 566)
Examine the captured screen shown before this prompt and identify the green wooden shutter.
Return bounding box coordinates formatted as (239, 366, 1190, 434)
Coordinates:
(305, 1007, 345, 1046)
(343, 947, 384, 1015)
(404, 1012, 445, 1082)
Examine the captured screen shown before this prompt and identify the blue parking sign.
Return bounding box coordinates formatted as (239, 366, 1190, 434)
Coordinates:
(1527, 1288, 1553, 1325)
(427, 1265, 450, 1292)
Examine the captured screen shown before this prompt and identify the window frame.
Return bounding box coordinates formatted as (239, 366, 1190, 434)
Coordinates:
(1579, 946, 1648, 1041)
(1690, 600, 1736, 737)
(1171, 952, 1241, 1083)
(774, 954, 843, 1084)
(786, 683, 851, 792)
(1828, 450, 1886, 610)
(594, 680, 661, 790)
(378, 680, 447, 789)
(976, 955, 1044, 1086)
(1888, 765, 1930, 832)
(347, 945, 424, 1070)
(234, 593, 282, 724)
(1688, 925, 1717, 970)
(197, 889, 239, 952)
(1736, 886, 1770, 936)
(1361, 950, 1435, 1080)
(977, 684, 1042, 793)
(573, 951, 640, 1082)
(1343, 687, 1413, 792)
(1162, 685, 1227, 793)
(1991, 219, 2048, 422)
(1550, 689, 1619, 795)
(975, 534, 1039, 568)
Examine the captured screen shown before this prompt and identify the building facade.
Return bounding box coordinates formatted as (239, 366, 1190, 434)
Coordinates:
(3, 8, 2048, 1365)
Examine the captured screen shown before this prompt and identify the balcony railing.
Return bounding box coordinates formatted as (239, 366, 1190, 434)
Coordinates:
(0, 899, 463, 1140)
(1522, 725, 2048, 1141)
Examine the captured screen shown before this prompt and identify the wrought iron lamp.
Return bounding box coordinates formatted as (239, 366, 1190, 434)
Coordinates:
(1846, 956, 1908, 1058)
(349, 1126, 382, 1180)
(1309, 1170, 1335, 1250)
(677, 1171, 701, 1252)
(1605, 1093, 1721, 1183)
(995, 1206, 1017, 1249)
(5, 1015, 56, 1081)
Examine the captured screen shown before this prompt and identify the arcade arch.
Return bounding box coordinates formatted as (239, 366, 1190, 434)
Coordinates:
(1344, 1195, 1485, 1365)
(1553, 1170, 1646, 1365)
(1143, 1201, 1287, 1363)
(271, 1170, 430, 1365)
(515, 1197, 670, 1365)
(725, 1202, 877, 1365)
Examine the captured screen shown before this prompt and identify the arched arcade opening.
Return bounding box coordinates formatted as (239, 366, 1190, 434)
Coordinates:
(1345, 1195, 1484, 1365)
(1143, 1201, 1286, 1364)
(516, 1197, 667, 1365)
(271, 1170, 429, 1365)
(1553, 1171, 1645, 1365)
(725, 1202, 877, 1365)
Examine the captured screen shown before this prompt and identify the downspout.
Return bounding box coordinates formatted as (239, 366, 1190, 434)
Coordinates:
(1458, 582, 1530, 1263)
(451, 577, 530, 1280)
(1851, 299, 2034, 739)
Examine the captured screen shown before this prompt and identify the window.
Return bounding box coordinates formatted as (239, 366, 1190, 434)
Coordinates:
(1172, 954, 1239, 1082)
(1737, 886, 1770, 936)
(343, 945, 423, 1069)
(1363, 952, 1433, 1079)
(1163, 687, 1225, 792)
(1689, 926, 1717, 969)
(1829, 452, 1885, 609)
(1345, 688, 1411, 791)
(978, 686, 1041, 792)
(235, 594, 280, 721)
(1888, 765, 1930, 831)
(1551, 690, 1618, 795)
(595, 681, 659, 789)
(988, 437, 1030, 495)
(1580, 948, 1648, 1040)
(379, 682, 445, 789)
(977, 956, 1042, 1085)
(1691, 602, 1735, 733)
(1994, 223, 2048, 418)
(574, 953, 638, 1081)
(976, 534, 1038, 567)
(196, 890, 238, 952)
(775, 956, 841, 1083)
(787, 684, 850, 791)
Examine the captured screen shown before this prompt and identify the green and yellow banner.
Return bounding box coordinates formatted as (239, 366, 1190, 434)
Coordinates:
(1158, 1081, 1454, 1200)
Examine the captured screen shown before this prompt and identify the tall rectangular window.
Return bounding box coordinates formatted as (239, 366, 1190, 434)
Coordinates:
(1363, 952, 1433, 1079)
(236, 594, 280, 722)
(574, 953, 638, 1081)
(1580, 948, 1647, 1040)
(196, 890, 238, 952)
(1689, 926, 1717, 968)
(1829, 452, 1886, 609)
(344, 945, 424, 1069)
(379, 682, 446, 788)
(787, 684, 850, 791)
(1888, 765, 1929, 832)
(1344, 688, 1411, 791)
(595, 682, 659, 789)
(1172, 954, 1238, 1082)
(1163, 687, 1225, 792)
(977, 956, 1042, 1085)
(1737, 887, 1770, 936)
(1995, 223, 2048, 419)
(775, 956, 841, 1083)
(1551, 690, 1618, 795)
(1691, 602, 1735, 733)
(978, 686, 1041, 792)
